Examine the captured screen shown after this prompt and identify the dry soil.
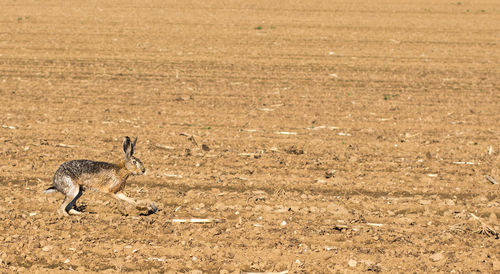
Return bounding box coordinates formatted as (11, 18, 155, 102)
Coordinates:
(1, 0, 499, 272)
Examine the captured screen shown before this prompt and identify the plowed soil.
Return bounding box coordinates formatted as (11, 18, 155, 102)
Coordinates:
(1, 0, 499, 272)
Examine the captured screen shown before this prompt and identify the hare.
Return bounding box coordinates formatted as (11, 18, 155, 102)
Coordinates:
(45, 136, 157, 216)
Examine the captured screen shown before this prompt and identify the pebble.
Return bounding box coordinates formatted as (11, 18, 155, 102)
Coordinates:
(489, 212, 498, 224)
(42, 245, 53, 252)
(348, 259, 357, 267)
(309, 206, 319, 213)
(327, 203, 349, 215)
(360, 259, 375, 266)
(445, 199, 455, 206)
(418, 200, 431, 205)
(429, 252, 445, 262)
(493, 260, 500, 271)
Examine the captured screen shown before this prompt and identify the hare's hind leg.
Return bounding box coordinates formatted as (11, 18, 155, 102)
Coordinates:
(57, 177, 83, 216)
(67, 185, 83, 215)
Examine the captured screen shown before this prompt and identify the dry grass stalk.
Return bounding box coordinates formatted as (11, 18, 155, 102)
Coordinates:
(246, 194, 266, 206)
(56, 143, 76, 148)
(484, 175, 499, 185)
(154, 144, 175, 150)
(448, 222, 466, 234)
(274, 131, 297, 135)
(470, 213, 498, 238)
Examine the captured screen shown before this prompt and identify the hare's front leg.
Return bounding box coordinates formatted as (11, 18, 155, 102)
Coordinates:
(113, 192, 138, 206)
(113, 192, 157, 213)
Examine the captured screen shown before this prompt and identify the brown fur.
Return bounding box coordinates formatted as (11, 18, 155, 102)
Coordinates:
(46, 137, 156, 216)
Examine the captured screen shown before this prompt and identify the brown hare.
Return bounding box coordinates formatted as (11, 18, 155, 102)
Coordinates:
(45, 136, 157, 216)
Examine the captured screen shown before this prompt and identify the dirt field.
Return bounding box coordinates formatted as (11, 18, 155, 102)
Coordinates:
(1, 0, 499, 272)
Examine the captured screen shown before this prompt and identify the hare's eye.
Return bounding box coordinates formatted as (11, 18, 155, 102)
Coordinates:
(132, 160, 136, 164)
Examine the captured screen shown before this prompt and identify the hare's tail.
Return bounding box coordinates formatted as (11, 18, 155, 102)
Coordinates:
(44, 186, 58, 194)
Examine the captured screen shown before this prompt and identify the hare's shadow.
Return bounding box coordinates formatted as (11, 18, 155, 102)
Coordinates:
(139, 208, 159, 216)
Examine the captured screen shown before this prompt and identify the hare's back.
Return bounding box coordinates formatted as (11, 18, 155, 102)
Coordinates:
(55, 160, 116, 179)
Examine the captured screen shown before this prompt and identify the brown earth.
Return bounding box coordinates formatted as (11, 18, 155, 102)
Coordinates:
(1, 0, 499, 272)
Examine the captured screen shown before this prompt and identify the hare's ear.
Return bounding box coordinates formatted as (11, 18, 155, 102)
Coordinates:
(131, 137, 137, 157)
(123, 136, 132, 159)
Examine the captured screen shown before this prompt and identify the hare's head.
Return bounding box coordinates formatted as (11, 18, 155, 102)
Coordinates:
(123, 136, 146, 175)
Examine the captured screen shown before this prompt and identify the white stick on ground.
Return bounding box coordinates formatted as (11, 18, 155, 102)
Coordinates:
(242, 271, 288, 274)
(166, 218, 225, 223)
(485, 175, 499, 185)
(155, 144, 175, 150)
(366, 223, 384, 227)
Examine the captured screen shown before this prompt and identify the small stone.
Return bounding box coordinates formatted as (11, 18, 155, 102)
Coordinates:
(64, 259, 70, 264)
(360, 259, 375, 266)
(326, 203, 349, 215)
(309, 206, 319, 213)
(262, 205, 273, 212)
(493, 260, 500, 271)
(429, 252, 445, 262)
(397, 217, 415, 225)
(348, 259, 357, 267)
(325, 170, 336, 178)
(42, 245, 53, 252)
(489, 212, 498, 224)
(280, 221, 287, 226)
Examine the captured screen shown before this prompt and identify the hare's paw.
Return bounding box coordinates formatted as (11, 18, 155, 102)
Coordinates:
(57, 208, 70, 217)
(136, 200, 158, 213)
(150, 202, 158, 213)
(68, 209, 82, 215)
